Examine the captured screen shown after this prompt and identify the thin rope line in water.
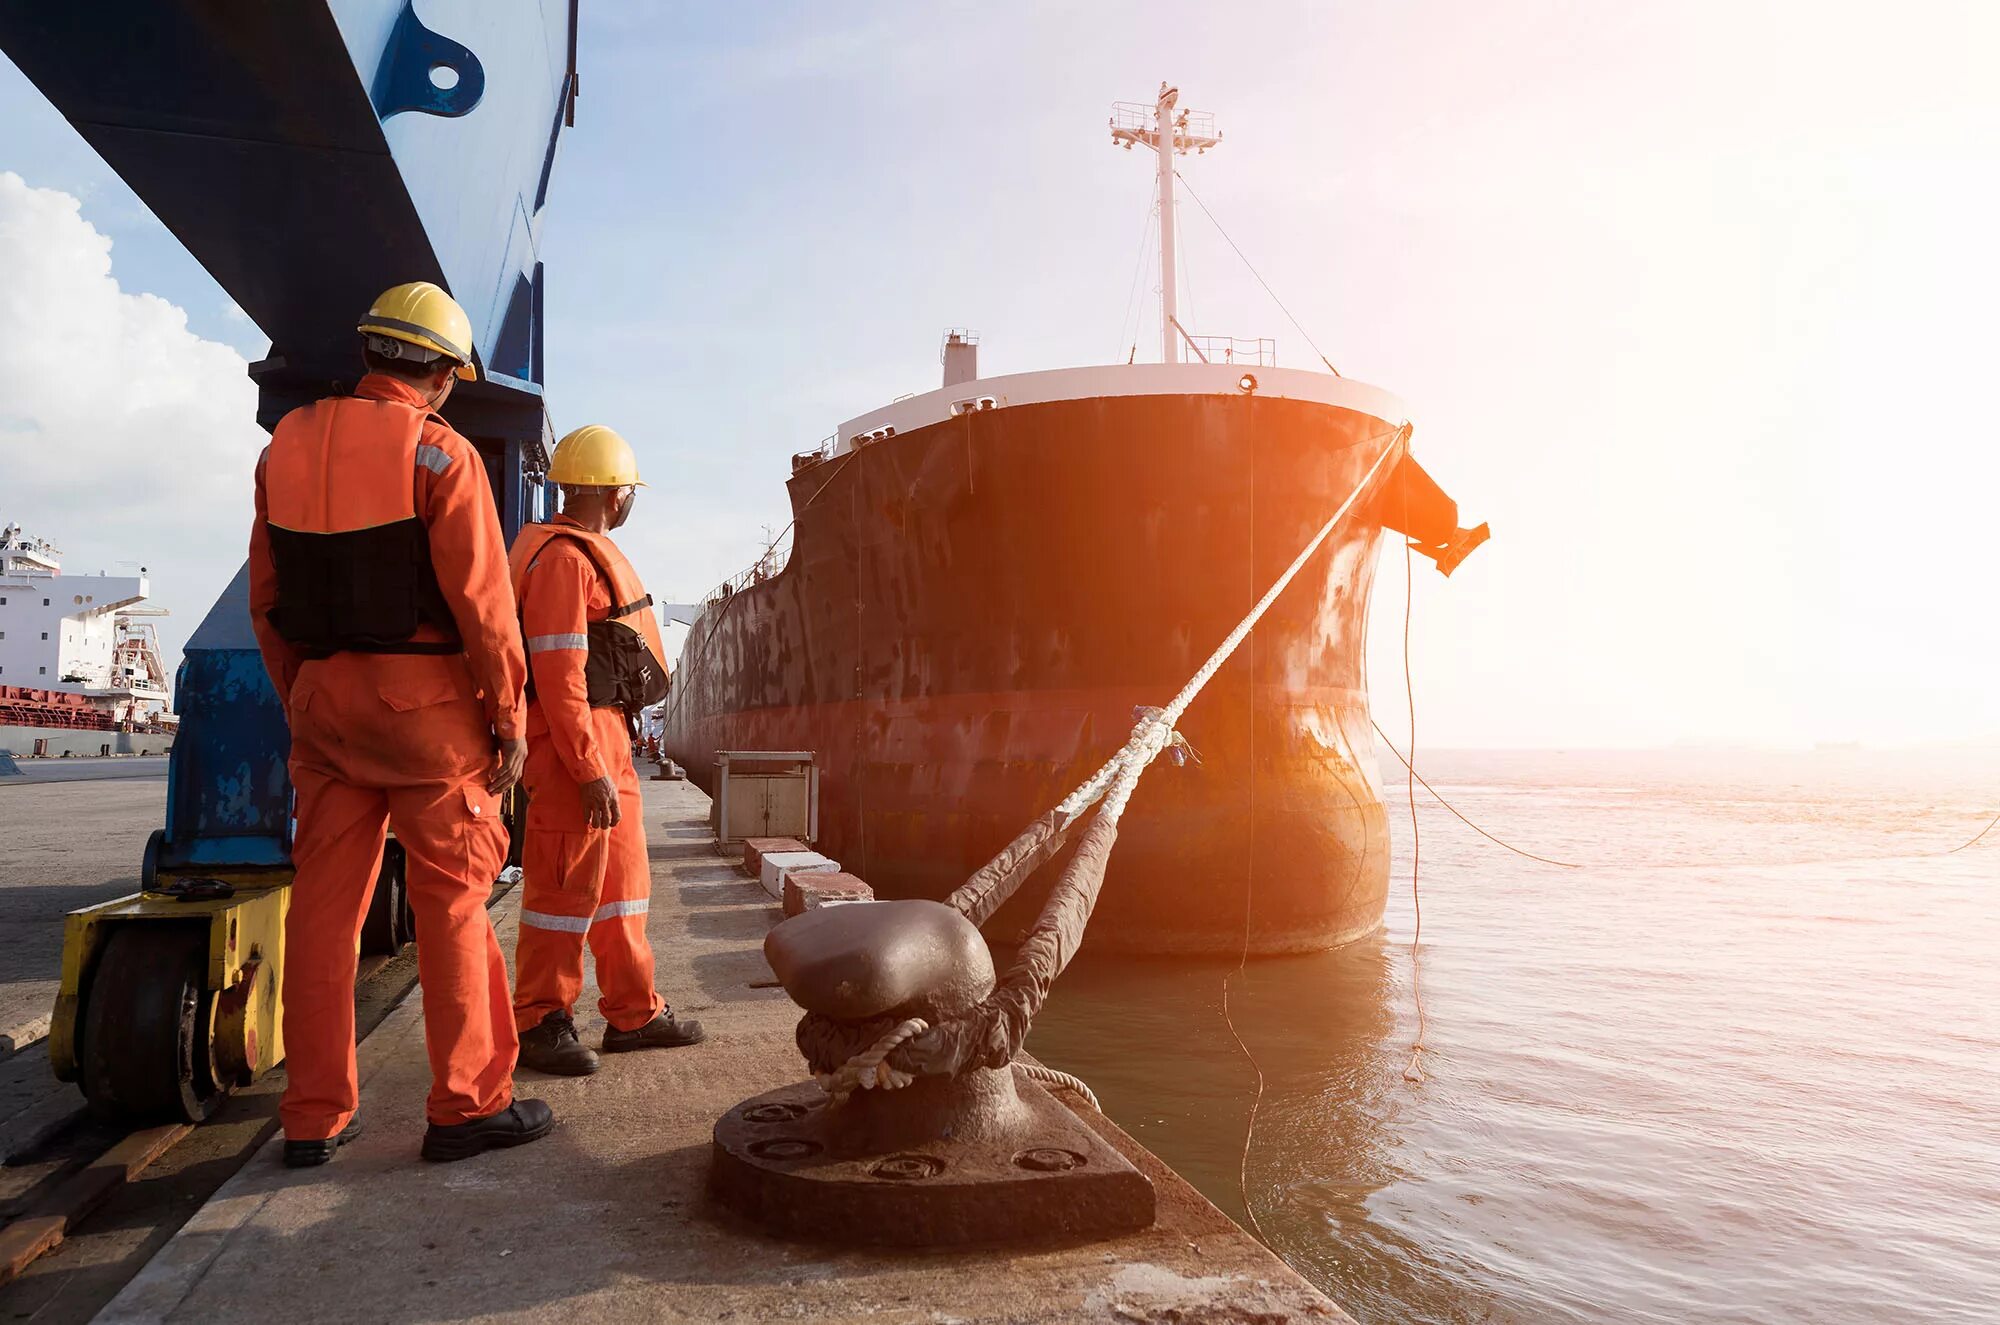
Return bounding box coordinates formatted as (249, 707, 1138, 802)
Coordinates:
(1222, 434, 1273, 1250)
(1221, 814, 1272, 1245)
(1370, 723, 1996, 870)
(1401, 529, 1428, 1085)
(1370, 719, 1587, 870)
(1947, 808, 2000, 853)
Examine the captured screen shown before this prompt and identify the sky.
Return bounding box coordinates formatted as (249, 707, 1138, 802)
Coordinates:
(1, 0, 1995, 749)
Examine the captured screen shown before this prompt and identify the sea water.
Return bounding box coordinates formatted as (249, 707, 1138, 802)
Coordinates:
(1028, 747, 2000, 1324)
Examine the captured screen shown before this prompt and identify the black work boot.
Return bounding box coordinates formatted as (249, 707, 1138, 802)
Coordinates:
(283, 1113, 363, 1168)
(516, 1011, 601, 1077)
(420, 1099, 555, 1163)
(601, 1010, 706, 1053)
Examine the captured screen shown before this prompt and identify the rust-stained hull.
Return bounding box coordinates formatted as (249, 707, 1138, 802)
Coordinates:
(664, 392, 1398, 955)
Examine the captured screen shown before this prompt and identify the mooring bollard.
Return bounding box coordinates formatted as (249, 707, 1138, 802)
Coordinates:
(709, 899, 1154, 1246)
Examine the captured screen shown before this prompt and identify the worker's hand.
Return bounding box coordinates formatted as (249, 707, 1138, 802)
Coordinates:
(579, 776, 622, 830)
(487, 735, 528, 795)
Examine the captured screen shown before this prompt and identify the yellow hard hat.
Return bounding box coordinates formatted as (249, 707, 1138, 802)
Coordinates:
(548, 424, 645, 487)
(357, 281, 477, 381)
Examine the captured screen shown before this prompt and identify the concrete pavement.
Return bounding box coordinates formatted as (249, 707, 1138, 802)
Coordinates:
(103, 778, 1350, 1323)
(0, 778, 160, 1057)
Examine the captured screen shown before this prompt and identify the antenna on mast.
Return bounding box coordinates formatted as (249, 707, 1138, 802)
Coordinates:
(1110, 83, 1220, 365)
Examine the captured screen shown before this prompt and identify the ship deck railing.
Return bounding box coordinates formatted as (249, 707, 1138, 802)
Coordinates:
(1183, 333, 1276, 366)
(704, 530, 794, 608)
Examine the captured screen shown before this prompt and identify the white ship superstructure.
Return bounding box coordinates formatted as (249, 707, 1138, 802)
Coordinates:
(0, 522, 173, 726)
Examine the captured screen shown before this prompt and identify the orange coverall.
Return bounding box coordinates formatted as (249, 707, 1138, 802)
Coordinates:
(509, 518, 665, 1035)
(249, 373, 526, 1142)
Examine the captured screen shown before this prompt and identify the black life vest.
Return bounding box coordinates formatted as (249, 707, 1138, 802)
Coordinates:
(262, 396, 461, 659)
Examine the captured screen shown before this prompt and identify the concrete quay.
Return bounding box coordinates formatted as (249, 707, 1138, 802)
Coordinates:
(102, 778, 1350, 1323)
(0, 773, 162, 1058)
(0, 727, 174, 760)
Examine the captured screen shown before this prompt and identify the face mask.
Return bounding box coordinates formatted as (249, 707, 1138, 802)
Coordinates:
(611, 487, 637, 530)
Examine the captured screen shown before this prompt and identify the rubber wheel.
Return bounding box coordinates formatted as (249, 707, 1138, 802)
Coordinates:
(140, 828, 165, 891)
(359, 840, 413, 956)
(78, 925, 221, 1123)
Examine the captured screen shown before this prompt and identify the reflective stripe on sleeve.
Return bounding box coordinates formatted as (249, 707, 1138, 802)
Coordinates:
(414, 443, 454, 474)
(526, 632, 589, 653)
(520, 908, 591, 934)
(592, 899, 649, 924)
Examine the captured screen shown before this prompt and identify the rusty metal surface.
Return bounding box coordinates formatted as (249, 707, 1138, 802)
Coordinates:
(766, 899, 995, 1022)
(665, 393, 1398, 955)
(710, 1070, 1155, 1246)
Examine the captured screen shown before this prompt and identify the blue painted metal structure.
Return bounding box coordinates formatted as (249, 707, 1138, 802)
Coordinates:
(166, 568, 294, 870)
(0, 0, 579, 878)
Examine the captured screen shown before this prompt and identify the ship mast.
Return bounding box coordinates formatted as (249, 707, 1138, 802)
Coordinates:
(1110, 83, 1221, 364)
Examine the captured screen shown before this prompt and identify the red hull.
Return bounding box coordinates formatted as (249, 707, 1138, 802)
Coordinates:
(665, 389, 1398, 954)
(0, 686, 160, 733)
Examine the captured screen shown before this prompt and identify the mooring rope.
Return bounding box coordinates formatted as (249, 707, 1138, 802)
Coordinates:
(1947, 808, 2000, 853)
(1371, 721, 1999, 869)
(1017, 1063, 1102, 1113)
(832, 423, 1413, 1097)
(817, 1016, 928, 1104)
(1221, 800, 1274, 1246)
(1399, 533, 1430, 1087)
(1041, 423, 1411, 833)
(943, 420, 1412, 926)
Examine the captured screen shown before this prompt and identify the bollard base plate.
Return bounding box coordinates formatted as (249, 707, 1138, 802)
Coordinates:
(710, 1069, 1154, 1246)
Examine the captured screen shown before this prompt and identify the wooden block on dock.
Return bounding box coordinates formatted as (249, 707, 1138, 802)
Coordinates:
(759, 851, 837, 901)
(781, 870, 874, 918)
(741, 837, 807, 878)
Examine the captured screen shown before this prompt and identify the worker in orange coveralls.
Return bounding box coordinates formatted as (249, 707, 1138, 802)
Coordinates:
(249, 281, 554, 1166)
(509, 425, 704, 1076)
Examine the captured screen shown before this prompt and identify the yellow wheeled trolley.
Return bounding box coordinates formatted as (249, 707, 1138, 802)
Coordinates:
(51, 877, 291, 1123)
(53, 815, 506, 1122)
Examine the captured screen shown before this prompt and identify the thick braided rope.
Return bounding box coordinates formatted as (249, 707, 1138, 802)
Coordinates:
(1062, 426, 1409, 829)
(818, 1016, 929, 1103)
(1017, 1063, 1103, 1113)
(837, 425, 1410, 1090)
(1158, 425, 1408, 730)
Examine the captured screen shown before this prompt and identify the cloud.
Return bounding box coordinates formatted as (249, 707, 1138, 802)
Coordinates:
(0, 171, 263, 676)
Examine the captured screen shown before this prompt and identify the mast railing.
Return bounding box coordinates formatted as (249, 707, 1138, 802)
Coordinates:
(1109, 101, 1153, 134)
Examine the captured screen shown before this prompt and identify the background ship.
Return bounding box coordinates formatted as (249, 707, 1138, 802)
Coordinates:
(0, 521, 176, 757)
(663, 87, 1484, 955)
